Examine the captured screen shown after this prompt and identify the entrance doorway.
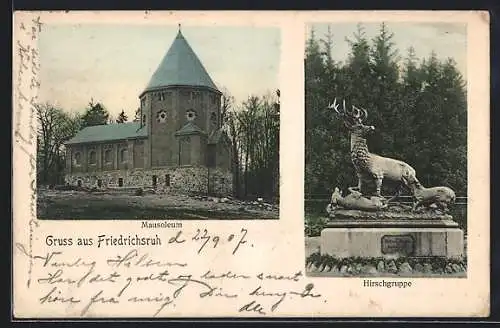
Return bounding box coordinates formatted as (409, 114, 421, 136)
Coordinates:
(165, 174, 171, 187)
(118, 178, 123, 187)
(152, 175, 157, 188)
(97, 179, 102, 188)
(77, 180, 82, 187)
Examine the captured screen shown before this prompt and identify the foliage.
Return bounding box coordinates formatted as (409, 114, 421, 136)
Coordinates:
(305, 23, 467, 199)
(81, 98, 110, 127)
(222, 89, 280, 201)
(133, 107, 141, 122)
(116, 110, 128, 123)
(305, 252, 467, 275)
(36, 103, 82, 185)
(304, 214, 329, 237)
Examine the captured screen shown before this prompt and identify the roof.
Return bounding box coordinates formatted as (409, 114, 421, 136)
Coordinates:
(65, 122, 147, 145)
(174, 122, 206, 137)
(142, 29, 220, 95)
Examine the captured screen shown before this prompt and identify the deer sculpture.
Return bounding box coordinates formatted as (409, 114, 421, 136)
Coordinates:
(328, 98, 420, 200)
(327, 187, 388, 213)
(406, 179, 456, 213)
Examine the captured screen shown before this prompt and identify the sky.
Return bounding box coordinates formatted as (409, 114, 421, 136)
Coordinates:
(307, 22, 467, 79)
(38, 24, 281, 118)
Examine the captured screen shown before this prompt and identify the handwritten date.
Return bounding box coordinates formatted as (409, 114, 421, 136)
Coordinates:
(190, 228, 249, 254)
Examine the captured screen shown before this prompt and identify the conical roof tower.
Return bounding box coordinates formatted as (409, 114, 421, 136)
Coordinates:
(141, 25, 220, 96)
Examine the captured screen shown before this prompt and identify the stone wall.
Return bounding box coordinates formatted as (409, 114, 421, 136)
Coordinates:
(208, 168, 233, 196)
(67, 139, 146, 173)
(141, 86, 221, 167)
(65, 165, 233, 196)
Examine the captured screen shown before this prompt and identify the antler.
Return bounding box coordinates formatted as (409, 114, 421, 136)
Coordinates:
(352, 105, 368, 122)
(328, 97, 369, 127)
(327, 98, 341, 115)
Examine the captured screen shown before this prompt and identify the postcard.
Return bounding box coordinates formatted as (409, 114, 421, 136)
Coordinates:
(12, 10, 489, 318)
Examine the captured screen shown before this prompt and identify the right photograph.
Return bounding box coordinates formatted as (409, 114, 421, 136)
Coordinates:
(304, 22, 468, 278)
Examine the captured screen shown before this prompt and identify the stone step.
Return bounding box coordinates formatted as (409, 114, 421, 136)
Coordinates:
(325, 218, 459, 228)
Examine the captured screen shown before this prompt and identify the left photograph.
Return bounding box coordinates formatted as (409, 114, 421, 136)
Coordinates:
(36, 23, 281, 220)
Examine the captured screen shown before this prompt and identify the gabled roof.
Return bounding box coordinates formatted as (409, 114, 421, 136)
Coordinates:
(142, 29, 220, 95)
(174, 122, 206, 137)
(65, 122, 147, 145)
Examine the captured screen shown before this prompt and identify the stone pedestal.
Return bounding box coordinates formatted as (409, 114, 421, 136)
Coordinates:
(320, 210, 464, 258)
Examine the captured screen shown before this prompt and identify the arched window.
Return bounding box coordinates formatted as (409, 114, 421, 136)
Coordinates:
(88, 151, 97, 165)
(142, 114, 146, 125)
(120, 148, 128, 163)
(73, 152, 82, 166)
(104, 149, 112, 164)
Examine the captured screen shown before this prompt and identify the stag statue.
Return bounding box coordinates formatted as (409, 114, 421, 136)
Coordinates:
(328, 98, 421, 200)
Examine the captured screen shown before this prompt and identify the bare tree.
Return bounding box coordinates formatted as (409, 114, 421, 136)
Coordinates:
(36, 103, 82, 185)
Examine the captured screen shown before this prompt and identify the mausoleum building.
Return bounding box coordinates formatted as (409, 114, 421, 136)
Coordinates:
(64, 28, 233, 195)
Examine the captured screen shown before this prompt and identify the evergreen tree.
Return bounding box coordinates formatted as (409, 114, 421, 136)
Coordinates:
(134, 107, 141, 122)
(367, 23, 402, 165)
(399, 46, 425, 168)
(304, 23, 467, 200)
(81, 98, 110, 127)
(116, 110, 128, 123)
(305, 26, 332, 195)
(433, 58, 467, 193)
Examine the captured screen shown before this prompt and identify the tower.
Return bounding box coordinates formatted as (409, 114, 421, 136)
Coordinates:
(138, 26, 232, 195)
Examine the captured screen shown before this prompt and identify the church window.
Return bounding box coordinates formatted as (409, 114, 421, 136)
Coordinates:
(156, 110, 167, 123)
(118, 178, 123, 187)
(152, 175, 157, 188)
(142, 114, 146, 125)
(165, 174, 171, 187)
(97, 179, 102, 188)
(186, 109, 196, 121)
(104, 149, 112, 164)
(120, 148, 128, 163)
(88, 151, 97, 165)
(73, 152, 82, 166)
